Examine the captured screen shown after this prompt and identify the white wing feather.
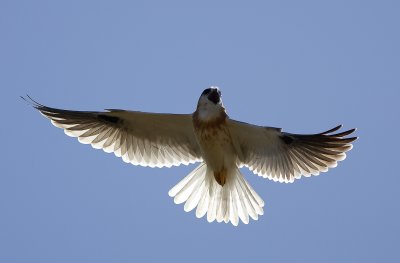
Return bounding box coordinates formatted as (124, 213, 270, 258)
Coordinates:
(28, 98, 202, 167)
(228, 120, 357, 183)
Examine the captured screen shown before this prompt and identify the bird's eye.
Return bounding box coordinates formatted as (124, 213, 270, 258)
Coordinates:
(202, 88, 211, 95)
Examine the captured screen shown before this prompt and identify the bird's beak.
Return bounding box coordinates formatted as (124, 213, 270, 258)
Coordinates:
(208, 89, 220, 104)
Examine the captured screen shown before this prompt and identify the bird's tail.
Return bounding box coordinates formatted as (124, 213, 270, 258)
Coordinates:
(168, 163, 264, 226)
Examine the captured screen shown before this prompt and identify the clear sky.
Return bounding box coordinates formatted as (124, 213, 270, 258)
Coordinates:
(1, 1, 399, 262)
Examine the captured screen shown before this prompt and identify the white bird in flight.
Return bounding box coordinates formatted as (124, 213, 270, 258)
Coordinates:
(23, 87, 357, 226)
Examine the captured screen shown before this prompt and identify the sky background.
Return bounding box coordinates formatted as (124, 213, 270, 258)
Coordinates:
(1, 1, 399, 262)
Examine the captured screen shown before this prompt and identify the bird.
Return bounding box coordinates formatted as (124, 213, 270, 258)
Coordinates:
(22, 87, 357, 226)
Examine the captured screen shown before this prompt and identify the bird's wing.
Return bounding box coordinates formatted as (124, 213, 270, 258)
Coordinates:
(25, 97, 202, 167)
(228, 119, 357, 183)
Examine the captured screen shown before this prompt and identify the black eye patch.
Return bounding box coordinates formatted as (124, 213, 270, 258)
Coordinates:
(202, 88, 212, 95)
(208, 90, 220, 104)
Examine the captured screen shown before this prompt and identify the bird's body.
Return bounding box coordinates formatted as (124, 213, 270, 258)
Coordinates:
(24, 87, 357, 226)
(193, 96, 233, 185)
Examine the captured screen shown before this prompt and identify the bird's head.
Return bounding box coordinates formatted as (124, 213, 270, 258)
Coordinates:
(195, 86, 227, 122)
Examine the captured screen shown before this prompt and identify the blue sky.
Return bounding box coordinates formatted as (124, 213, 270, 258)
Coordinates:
(1, 1, 399, 262)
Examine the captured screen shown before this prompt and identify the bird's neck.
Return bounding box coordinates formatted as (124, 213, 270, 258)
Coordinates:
(192, 107, 227, 130)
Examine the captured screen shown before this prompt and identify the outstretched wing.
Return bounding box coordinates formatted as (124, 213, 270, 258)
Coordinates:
(24, 96, 202, 168)
(228, 120, 357, 183)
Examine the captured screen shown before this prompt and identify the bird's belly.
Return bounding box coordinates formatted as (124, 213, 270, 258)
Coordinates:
(196, 126, 237, 184)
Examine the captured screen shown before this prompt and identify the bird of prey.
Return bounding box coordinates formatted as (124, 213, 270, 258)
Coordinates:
(23, 87, 357, 226)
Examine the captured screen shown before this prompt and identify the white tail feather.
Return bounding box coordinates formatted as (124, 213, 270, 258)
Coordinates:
(168, 163, 264, 226)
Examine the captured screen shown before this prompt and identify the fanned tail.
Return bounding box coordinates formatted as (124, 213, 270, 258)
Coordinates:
(168, 163, 264, 226)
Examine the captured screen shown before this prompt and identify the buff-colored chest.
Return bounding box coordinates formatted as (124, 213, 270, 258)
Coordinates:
(192, 114, 237, 185)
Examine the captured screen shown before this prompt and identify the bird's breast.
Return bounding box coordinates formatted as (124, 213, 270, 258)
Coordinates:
(193, 114, 237, 186)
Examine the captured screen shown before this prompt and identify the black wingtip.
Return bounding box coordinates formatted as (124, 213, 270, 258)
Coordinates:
(319, 125, 343, 135)
(20, 95, 33, 106)
(20, 95, 44, 109)
(331, 128, 357, 137)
